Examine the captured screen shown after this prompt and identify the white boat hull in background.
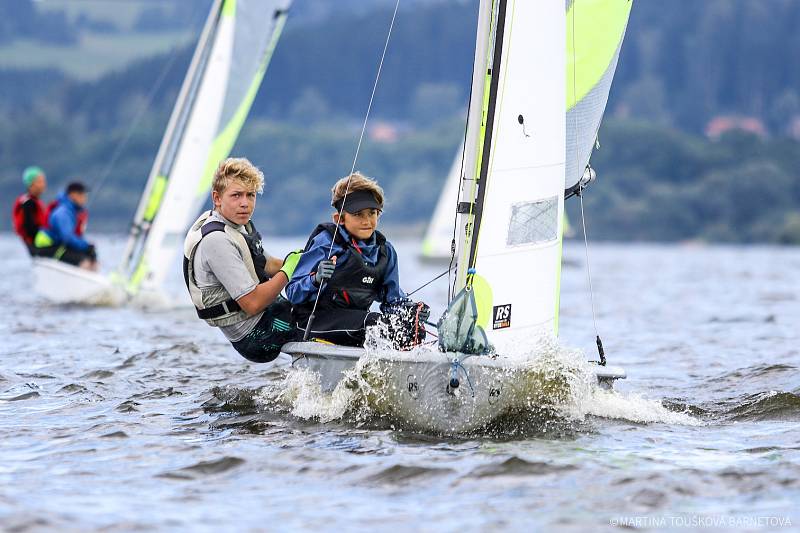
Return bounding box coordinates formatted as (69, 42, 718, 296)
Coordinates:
(32, 258, 125, 306)
(283, 342, 625, 434)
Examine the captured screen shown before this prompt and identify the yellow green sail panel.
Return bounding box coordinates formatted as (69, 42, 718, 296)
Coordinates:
(565, 0, 632, 189)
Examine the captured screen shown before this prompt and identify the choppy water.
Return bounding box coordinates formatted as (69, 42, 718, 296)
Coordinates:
(2, 234, 799, 531)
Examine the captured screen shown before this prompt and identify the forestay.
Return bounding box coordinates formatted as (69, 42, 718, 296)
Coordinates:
(118, 0, 291, 293)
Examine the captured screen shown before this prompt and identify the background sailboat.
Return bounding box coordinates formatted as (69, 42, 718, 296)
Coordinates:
(32, 0, 292, 305)
(419, 144, 463, 264)
(287, 0, 632, 434)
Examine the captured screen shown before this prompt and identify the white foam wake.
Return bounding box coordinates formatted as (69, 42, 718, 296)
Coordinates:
(263, 328, 700, 430)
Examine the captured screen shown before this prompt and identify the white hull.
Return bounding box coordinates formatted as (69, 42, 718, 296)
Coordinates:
(32, 258, 125, 306)
(283, 342, 625, 434)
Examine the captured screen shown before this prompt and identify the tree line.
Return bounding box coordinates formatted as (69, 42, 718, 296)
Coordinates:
(2, 0, 800, 243)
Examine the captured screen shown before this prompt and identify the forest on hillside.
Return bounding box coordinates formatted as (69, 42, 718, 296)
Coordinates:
(1, 0, 799, 243)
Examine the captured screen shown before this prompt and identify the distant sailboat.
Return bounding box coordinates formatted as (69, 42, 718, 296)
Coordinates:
(33, 0, 292, 304)
(286, 0, 632, 434)
(419, 144, 462, 264)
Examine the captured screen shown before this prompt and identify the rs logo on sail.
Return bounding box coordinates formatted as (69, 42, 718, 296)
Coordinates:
(493, 304, 512, 329)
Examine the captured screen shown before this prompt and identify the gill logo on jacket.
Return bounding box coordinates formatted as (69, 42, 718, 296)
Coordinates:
(362, 276, 375, 284)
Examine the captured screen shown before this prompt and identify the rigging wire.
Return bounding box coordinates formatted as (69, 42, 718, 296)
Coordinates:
(406, 266, 454, 297)
(447, 42, 479, 303)
(303, 0, 402, 341)
(88, 30, 193, 206)
(447, 139, 468, 304)
(571, 1, 606, 365)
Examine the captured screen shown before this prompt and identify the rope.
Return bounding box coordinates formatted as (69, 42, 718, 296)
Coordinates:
(448, 109, 473, 304)
(303, 0, 401, 340)
(578, 188, 599, 337)
(448, 358, 476, 397)
(571, 3, 605, 365)
(406, 266, 453, 297)
(89, 28, 192, 205)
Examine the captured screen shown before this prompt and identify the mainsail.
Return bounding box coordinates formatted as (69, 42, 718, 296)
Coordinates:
(118, 0, 291, 293)
(444, 0, 631, 349)
(423, 0, 631, 262)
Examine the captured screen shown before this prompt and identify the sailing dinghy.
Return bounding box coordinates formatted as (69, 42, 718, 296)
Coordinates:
(285, 0, 632, 434)
(32, 0, 292, 304)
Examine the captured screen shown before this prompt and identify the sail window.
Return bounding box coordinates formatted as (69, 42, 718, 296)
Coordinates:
(506, 197, 558, 246)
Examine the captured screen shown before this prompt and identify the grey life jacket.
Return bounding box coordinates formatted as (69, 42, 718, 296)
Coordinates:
(182, 210, 268, 327)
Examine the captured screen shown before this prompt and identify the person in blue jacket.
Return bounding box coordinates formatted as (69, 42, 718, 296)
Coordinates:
(287, 172, 429, 348)
(33, 181, 98, 270)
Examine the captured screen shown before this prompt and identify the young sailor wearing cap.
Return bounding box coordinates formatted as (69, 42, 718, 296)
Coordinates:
(183, 157, 303, 363)
(33, 180, 98, 271)
(286, 172, 430, 348)
(12, 166, 48, 255)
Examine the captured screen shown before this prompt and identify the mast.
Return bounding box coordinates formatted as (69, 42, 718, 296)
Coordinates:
(463, 0, 507, 280)
(453, 0, 501, 292)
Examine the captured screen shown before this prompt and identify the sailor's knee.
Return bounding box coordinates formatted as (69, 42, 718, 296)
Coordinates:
(244, 352, 280, 364)
(234, 346, 280, 363)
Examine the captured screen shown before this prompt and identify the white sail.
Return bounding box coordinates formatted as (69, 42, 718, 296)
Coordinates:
(426, 0, 631, 261)
(420, 144, 463, 261)
(119, 0, 291, 293)
(453, 0, 566, 345)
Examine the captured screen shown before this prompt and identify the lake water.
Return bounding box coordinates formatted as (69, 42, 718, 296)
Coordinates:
(2, 233, 799, 531)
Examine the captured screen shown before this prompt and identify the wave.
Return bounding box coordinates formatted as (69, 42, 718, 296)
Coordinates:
(707, 390, 800, 422)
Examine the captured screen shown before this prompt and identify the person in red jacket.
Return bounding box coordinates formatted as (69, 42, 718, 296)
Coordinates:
(11, 166, 47, 255)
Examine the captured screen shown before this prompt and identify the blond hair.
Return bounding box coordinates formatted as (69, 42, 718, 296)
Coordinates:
(212, 157, 264, 195)
(331, 172, 384, 209)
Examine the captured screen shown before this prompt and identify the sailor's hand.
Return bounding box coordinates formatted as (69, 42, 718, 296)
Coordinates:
(279, 249, 303, 280)
(313, 256, 336, 286)
(417, 302, 431, 323)
(86, 244, 97, 261)
(388, 300, 430, 322)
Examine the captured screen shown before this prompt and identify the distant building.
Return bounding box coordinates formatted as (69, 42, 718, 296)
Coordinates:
(787, 115, 800, 140)
(367, 121, 400, 143)
(705, 115, 767, 139)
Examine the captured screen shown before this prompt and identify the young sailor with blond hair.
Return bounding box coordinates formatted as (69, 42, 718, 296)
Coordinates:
(183, 157, 302, 362)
